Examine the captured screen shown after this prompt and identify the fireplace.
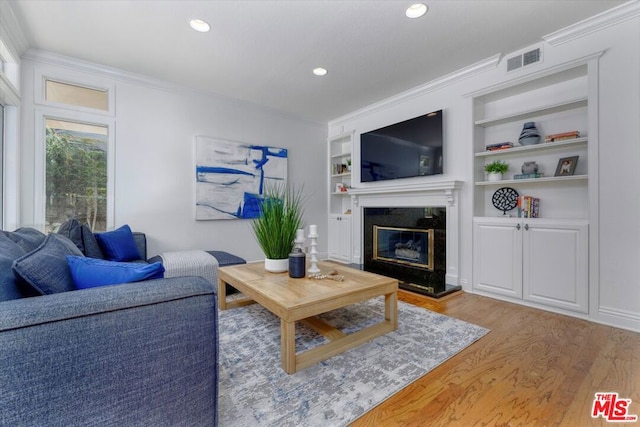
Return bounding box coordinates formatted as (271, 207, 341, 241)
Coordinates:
(373, 226, 434, 270)
(364, 207, 460, 298)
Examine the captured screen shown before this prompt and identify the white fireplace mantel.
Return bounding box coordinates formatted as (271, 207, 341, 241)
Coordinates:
(348, 180, 463, 286)
(349, 180, 463, 206)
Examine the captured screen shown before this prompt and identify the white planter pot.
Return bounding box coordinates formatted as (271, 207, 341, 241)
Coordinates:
(264, 258, 289, 273)
(487, 172, 503, 181)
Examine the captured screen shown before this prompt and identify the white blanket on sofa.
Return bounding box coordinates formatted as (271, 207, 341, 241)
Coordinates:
(159, 250, 219, 285)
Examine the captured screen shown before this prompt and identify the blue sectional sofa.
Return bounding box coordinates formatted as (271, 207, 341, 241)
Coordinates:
(0, 224, 219, 426)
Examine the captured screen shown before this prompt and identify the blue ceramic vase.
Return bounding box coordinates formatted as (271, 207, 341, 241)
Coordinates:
(519, 122, 540, 146)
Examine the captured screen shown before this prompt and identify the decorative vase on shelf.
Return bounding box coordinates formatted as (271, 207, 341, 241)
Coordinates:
(487, 172, 503, 181)
(521, 161, 539, 174)
(518, 122, 541, 146)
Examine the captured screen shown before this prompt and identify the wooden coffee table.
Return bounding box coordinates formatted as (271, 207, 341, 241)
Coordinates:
(218, 261, 398, 374)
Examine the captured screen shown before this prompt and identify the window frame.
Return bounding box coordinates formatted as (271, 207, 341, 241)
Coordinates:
(34, 69, 115, 117)
(34, 107, 115, 231)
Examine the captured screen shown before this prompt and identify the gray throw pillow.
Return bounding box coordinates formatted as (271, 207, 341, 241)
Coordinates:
(12, 233, 84, 295)
(81, 224, 105, 259)
(57, 219, 85, 252)
(0, 233, 27, 301)
(2, 227, 46, 253)
(56, 219, 105, 259)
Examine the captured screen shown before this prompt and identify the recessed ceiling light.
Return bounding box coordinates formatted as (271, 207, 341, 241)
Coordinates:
(189, 19, 211, 32)
(313, 67, 328, 76)
(406, 3, 428, 19)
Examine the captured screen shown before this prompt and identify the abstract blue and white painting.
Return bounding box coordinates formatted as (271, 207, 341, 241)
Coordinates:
(195, 135, 288, 220)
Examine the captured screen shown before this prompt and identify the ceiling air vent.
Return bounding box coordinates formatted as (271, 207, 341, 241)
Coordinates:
(507, 55, 522, 72)
(523, 48, 541, 66)
(506, 47, 542, 72)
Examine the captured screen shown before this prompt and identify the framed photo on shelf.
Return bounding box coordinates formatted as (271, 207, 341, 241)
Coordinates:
(554, 156, 579, 176)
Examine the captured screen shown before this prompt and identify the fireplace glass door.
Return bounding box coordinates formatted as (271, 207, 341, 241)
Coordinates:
(373, 225, 434, 271)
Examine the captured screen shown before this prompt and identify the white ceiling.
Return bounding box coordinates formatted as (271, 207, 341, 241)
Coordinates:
(7, 0, 624, 123)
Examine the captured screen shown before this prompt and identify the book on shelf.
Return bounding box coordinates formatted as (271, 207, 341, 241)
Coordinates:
(517, 195, 540, 218)
(545, 131, 580, 143)
(514, 173, 544, 179)
(332, 163, 348, 175)
(485, 142, 514, 151)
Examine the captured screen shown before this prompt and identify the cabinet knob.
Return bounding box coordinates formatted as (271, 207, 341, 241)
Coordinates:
(516, 223, 521, 230)
(524, 224, 529, 231)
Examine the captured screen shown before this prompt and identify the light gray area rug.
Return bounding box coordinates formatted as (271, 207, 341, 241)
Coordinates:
(218, 296, 489, 426)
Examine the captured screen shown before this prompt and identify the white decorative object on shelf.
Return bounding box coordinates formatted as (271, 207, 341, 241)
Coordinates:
(487, 172, 503, 181)
(295, 228, 305, 250)
(308, 224, 320, 274)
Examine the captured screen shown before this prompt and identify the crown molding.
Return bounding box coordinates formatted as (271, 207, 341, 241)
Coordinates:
(22, 49, 324, 126)
(543, 1, 640, 46)
(0, 1, 29, 58)
(329, 54, 501, 128)
(465, 50, 605, 99)
(22, 48, 192, 93)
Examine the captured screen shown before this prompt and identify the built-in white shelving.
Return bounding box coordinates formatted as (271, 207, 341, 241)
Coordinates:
(470, 58, 598, 319)
(328, 132, 354, 263)
(475, 174, 588, 186)
(475, 98, 588, 127)
(474, 137, 587, 158)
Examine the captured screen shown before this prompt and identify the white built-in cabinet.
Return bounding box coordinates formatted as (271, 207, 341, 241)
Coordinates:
(327, 132, 353, 263)
(328, 214, 351, 262)
(473, 217, 588, 313)
(470, 55, 600, 317)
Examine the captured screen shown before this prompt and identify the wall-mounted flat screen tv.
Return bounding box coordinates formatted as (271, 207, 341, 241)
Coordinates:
(360, 109, 443, 183)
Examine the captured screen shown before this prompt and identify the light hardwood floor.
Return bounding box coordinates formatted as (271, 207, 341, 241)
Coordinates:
(351, 290, 640, 427)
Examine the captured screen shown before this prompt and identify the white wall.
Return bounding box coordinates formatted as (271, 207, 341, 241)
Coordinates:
(330, 6, 640, 331)
(19, 52, 327, 262)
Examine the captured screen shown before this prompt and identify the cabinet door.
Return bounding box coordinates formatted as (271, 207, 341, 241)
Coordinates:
(328, 215, 351, 262)
(523, 222, 588, 313)
(473, 220, 523, 298)
(338, 216, 351, 262)
(328, 216, 341, 260)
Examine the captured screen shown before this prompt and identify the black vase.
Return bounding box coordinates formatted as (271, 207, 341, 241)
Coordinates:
(288, 248, 306, 278)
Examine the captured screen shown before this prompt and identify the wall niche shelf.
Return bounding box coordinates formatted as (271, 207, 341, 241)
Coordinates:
(475, 97, 587, 127)
(331, 172, 351, 178)
(475, 137, 587, 158)
(475, 174, 588, 186)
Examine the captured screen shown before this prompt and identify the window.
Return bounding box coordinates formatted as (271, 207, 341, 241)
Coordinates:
(44, 118, 108, 232)
(45, 79, 108, 111)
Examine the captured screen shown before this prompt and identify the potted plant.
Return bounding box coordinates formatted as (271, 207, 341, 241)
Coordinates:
(484, 160, 509, 181)
(251, 183, 304, 272)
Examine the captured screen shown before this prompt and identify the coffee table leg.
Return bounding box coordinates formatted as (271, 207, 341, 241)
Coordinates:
(217, 277, 227, 310)
(281, 320, 296, 374)
(385, 291, 398, 330)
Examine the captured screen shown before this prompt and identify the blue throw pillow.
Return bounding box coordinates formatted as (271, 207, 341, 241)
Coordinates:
(66, 256, 165, 289)
(12, 233, 84, 295)
(95, 224, 141, 262)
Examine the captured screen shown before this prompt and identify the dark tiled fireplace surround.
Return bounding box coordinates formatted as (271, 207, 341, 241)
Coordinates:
(349, 181, 463, 298)
(364, 207, 460, 298)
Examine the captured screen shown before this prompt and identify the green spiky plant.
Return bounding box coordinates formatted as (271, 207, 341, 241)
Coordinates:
(251, 183, 304, 260)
